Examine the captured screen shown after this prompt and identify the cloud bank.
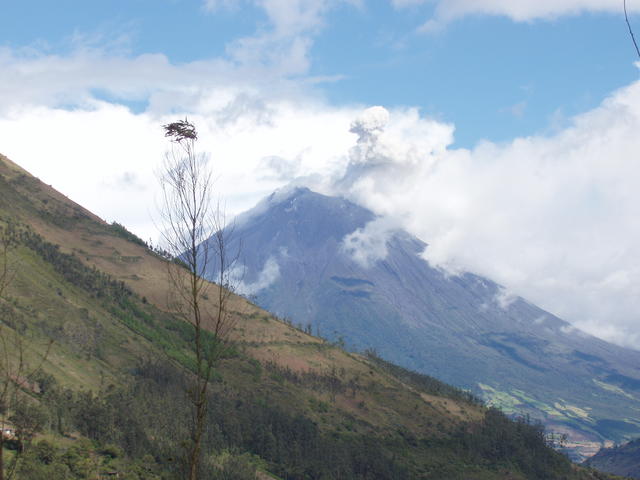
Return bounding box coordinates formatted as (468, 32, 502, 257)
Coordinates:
(341, 217, 399, 268)
(2, 47, 640, 349)
(1, 1, 640, 351)
(392, 0, 640, 30)
(325, 83, 640, 349)
(233, 256, 282, 296)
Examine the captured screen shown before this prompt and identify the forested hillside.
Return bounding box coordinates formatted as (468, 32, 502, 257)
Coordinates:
(0, 153, 616, 479)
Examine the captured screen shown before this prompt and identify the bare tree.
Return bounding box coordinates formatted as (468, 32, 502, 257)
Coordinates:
(158, 119, 238, 480)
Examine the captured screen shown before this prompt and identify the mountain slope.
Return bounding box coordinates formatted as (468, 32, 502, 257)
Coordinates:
(203, 186, 640, 459)
(0, 153, 615, 479)
(584, 438, 640, 478)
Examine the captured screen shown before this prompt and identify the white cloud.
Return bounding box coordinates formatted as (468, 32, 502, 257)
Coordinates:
(0, 102, 164, 241)
(561, 324, 579, 335)
(234, 256, 281, 295)
(203, 0, 238, 11)
(0, 47, 238, 113)
(0, 0, 355, 113)
(533, 315, 547, 325)
(0, 40, 362, 243)
(204, 0, 339, 35)
(340, 217, 399, 268)
(321, 82, 640, 350)
(391, 0, 640, 30)
(204, 0, 357, 76)
(2, 2, 640, 352)
(0, 0, 360, 243)
(0, 97, 358, 244)
(494, 287, 517, 310)
(333, 105, 454, 204)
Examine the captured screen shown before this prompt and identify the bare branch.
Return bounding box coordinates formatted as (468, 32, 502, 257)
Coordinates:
(625, 0, 640, 59)
(163, 118, 198, 143)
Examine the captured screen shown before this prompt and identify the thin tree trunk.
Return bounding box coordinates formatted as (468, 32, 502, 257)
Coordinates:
(160, 120, 238, 480)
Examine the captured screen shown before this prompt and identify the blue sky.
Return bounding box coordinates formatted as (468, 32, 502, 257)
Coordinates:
(2, 1, 638, 146)
(1, 0, 640, 349)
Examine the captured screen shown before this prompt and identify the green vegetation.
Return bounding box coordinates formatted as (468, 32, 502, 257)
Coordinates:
(35, 360, 412, 479)
(0, 153, 618, 479)
(365, 349, 481, 405)
(10, 225, 202, 369)
(0, 236, 610, 478)
(4, 355, 607, 480)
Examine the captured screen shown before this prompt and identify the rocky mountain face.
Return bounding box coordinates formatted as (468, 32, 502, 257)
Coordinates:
(203, 186, 640, 459)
